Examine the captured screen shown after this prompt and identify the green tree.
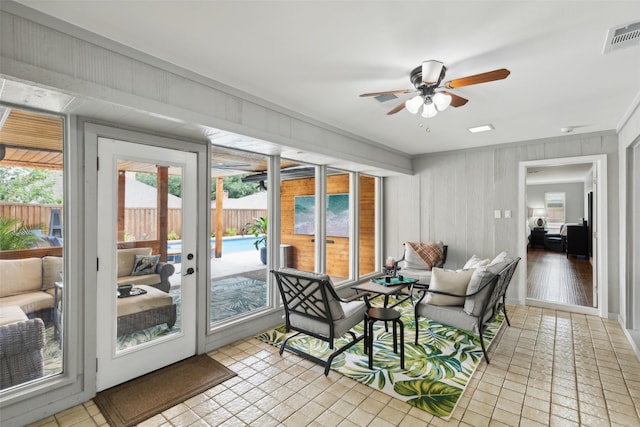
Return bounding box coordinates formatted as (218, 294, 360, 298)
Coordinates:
(211, 175, 258, 199)
(135, 172, 258, 200)
(135, 173, 183, 198)
(0, 167, 60, 204)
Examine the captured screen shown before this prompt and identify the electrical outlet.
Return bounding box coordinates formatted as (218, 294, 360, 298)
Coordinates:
(494, 210, 501, 219)
(504, 210, 512, 218)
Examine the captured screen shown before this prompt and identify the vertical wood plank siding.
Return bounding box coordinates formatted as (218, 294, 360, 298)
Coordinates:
(280, 174, 376, 277)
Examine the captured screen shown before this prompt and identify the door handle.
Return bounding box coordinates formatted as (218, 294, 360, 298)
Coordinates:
(183, 267, 195, 276)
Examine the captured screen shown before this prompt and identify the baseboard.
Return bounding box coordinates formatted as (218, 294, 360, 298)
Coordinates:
(618, 315, 640, 362)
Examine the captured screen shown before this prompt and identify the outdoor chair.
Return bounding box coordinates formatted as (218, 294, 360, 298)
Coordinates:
(414, 256, 520, 363)
(271, 268, 369, 375)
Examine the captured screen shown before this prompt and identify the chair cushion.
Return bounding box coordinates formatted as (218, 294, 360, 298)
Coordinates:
(425, 268, 474, 306)
(0, 258, 42, 297)
(288, 299, 366, 339)
(415, 303, 479, 333)
(42, 256, 63, 291)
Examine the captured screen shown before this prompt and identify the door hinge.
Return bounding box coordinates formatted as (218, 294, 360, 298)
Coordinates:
(96, 358, 98, 372)
(97, 258, 99, 271)
(97, 157, 99, 170)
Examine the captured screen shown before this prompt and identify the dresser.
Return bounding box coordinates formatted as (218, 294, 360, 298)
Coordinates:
(566, 225, 589, 258)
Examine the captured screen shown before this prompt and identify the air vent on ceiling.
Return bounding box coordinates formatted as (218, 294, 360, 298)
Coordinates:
(373, 94, 398, 103)
(603, 20, 640, 53)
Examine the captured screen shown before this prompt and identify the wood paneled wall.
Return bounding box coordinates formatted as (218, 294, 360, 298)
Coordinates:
(280, 174, 376, 278)
(384, 133, 619, 306)
(359, 175, 376, 276)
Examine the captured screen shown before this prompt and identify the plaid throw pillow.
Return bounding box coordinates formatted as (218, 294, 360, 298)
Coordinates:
(407, 242, 443, 270)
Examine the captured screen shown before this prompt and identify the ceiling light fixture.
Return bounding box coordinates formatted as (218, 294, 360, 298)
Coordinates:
(405, 91, 452, 118)
(468, 124, 494, 133)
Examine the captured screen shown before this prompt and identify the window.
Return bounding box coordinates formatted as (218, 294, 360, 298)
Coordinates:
(545, 192, 566, 225)
(0, 107, 65, 390)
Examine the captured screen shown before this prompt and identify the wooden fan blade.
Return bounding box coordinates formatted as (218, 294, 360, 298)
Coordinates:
(444, 68, 510, 89)
(387, 102, 406, 115)
(360, 89, 413, 97)
(443, 91, 469, 107)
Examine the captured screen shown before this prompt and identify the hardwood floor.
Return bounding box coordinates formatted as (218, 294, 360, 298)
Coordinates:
(527, 248, 594, 307)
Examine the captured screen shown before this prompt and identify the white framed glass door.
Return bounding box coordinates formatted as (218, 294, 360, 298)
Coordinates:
(96, 138, 197, 390)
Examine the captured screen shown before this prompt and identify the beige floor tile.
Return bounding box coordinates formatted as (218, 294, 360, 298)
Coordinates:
(25, 305, 640, 427)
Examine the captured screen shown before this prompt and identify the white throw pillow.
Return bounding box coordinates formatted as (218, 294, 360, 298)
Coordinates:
(489, 251, 508, 266)
(425, 267, 474, 306)
(463, 267, 496, 315)
(463, 254, 491, 270)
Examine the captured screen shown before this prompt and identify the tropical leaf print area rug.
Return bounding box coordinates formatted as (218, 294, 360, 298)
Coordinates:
(256, 297, 504, 420)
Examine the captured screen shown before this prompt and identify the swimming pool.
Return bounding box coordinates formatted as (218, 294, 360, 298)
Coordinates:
(167, 236, 258, 262)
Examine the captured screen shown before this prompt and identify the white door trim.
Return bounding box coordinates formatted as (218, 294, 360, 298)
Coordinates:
(517, 155, 608, 318)
(83, 123, 209, 393)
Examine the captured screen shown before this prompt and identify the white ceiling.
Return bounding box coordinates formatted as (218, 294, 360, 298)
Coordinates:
(10, 1, 640, 158)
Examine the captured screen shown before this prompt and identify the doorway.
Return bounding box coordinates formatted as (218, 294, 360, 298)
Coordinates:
(96, 138, 198, 390)
(518, 155, 608, 317)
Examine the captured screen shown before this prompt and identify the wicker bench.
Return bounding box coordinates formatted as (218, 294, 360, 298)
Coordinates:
(116, 285, 176, 337)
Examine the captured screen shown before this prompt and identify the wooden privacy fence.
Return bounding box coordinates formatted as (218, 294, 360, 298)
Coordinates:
(0, 203, 62, 234)
(1, 203, 266, 240)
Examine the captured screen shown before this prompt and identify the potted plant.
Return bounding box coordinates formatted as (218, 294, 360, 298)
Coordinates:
(244, 216, 267, 264)
(0, 216, 41, 250)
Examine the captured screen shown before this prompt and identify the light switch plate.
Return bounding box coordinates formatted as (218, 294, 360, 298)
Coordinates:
(504, 210, 512, 218)
(494, 210, 501, 219)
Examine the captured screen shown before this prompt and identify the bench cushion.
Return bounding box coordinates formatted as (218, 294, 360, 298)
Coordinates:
(0, 292, 54, 315)
(0, 306, 28, 326)
(117, 285, 173, 317)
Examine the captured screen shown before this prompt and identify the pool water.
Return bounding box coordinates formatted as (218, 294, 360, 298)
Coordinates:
(167, 236, 258, 262)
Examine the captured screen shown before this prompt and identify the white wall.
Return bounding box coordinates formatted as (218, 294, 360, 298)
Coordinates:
(385, 132, 619, 310)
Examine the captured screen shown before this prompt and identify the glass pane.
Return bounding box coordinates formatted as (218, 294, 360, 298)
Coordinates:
(115, 161, 181, 350)
(209, 147, 268, 326)
(545, 192, 566, 224)
(280, 161, 316, 273)
(359, 175, 377, 277)
(327, 171, 351, 284)
(0, 108, 64, 389)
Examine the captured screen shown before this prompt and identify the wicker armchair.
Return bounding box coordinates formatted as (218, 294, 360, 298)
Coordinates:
(0, 317, 46, 389)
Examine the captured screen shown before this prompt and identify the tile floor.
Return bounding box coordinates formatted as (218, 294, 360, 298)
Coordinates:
(28, 305, 640, 426)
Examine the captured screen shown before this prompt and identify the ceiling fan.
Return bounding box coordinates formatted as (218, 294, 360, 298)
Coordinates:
(360, 60, 510, 117)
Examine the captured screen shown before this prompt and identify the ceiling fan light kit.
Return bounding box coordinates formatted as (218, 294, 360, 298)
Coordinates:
(360, 60, 510, 118)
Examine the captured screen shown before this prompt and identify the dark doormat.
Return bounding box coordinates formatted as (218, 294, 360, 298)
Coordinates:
(94, 354, 236, 427)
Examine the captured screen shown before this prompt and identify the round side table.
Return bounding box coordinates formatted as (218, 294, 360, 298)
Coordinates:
(364, 307, 405, 369)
